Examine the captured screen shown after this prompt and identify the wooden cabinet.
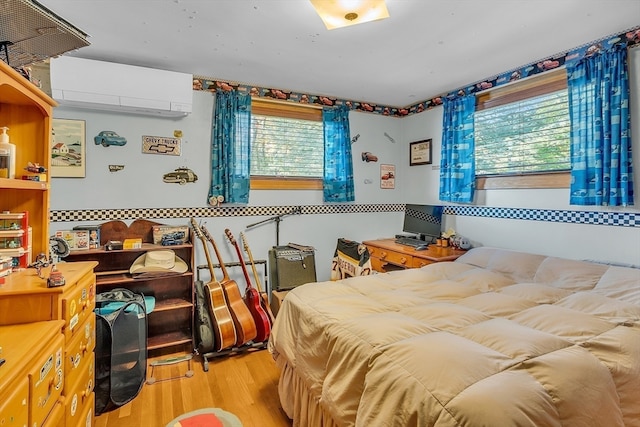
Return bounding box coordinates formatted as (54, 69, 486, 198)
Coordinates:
(364, 239, 467, 273)
(0, 261, 97, 427)
(0, 60, 56, 258)
(0, 321, 65, 427)
(65, 220, 195, 356)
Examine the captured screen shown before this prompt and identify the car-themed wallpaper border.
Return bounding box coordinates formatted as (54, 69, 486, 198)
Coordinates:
(192, 27, 640, 118)
(50, 204, 638, 229)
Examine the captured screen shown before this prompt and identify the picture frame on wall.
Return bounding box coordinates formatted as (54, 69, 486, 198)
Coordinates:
(380, 164, 395, 189)
(51, 118, 86, 178)
(409, 139, 432, 166)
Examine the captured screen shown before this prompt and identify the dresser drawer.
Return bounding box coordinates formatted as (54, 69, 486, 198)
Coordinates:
(62, 271, 96, 341)
(64, 355, 95, 427)
(65, 315, 95, 388)
(30, 334, 64, 427)
(367, 246, 413, 268)
(42, 400, 65, 427)
(411, 257, 435, 268)
(0, 376, 29, 427)
(68, 391, 94, 427)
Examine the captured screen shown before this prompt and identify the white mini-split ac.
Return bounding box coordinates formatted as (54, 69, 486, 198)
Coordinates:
(50, 56, 193, 117)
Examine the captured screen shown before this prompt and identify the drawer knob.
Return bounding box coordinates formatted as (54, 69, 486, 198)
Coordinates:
(380, 251, 387, 259)
(400, 257, 407, 264)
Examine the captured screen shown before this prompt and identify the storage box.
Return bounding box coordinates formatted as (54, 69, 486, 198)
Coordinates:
(270, 290, 290, 317)
(55, 230, 90, 251)
(123, 238, 143, 249)
(152, 225, 189, 246)
(73, 225, 101, 249)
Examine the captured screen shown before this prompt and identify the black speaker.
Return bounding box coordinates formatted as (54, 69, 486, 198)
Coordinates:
(269, 246, 317, 291)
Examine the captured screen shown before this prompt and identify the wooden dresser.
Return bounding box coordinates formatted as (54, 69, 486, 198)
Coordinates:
(363, 239, 467, 273)
(0, 261, 98, 427)
(0, 320, 65, 427)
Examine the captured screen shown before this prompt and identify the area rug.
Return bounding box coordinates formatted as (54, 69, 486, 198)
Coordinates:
(166, 408, 243, 427)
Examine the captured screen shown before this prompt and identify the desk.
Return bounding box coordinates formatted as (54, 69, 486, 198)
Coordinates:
(363, 239, 467, 273)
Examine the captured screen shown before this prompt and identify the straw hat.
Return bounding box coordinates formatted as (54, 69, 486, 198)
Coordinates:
(129, 250, 188, 275)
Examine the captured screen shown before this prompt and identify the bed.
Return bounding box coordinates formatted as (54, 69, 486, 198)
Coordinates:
(268, 246, 640, 427)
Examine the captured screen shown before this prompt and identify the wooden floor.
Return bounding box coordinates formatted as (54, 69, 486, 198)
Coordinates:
(94, 348, 292, 427)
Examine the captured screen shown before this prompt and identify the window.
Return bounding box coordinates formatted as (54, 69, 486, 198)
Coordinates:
(474, 69, 571, 189)
(250, 99, 324, 190)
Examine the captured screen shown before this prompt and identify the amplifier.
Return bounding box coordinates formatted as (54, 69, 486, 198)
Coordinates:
(269, 245, 317, 291)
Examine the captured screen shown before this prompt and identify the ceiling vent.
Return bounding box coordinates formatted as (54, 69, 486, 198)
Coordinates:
(50, 56, 193, 117)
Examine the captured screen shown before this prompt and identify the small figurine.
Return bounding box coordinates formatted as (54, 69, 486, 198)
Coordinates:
(24, 162, 47, 173)
(47, 265, 65, 287)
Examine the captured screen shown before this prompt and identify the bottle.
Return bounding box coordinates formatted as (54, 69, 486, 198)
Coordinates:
(0, 127, 16, 179)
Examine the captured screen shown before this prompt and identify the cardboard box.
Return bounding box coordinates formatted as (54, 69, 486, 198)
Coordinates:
(55, 230, 89, 251)
(123, 238, 143, 249)
(152, 225, 189, 246)
(270, 290, 290, 317)
(73, 225, 101, 249)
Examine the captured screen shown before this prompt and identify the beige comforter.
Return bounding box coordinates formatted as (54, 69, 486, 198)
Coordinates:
(269, 247, 640, 427)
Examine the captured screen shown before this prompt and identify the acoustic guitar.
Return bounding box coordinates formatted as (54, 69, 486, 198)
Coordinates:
(240, 232, 276, 327)
(201, 224, 257, 346)
(190, 218, 237, 352)
(225, 229, 271, 342)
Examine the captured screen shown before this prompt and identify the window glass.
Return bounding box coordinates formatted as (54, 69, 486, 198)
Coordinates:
(474, 70, 570, 177)
(250, 100, 323, 189)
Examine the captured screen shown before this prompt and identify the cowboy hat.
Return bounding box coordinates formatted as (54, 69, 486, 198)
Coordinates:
(129, 249, 188, 275)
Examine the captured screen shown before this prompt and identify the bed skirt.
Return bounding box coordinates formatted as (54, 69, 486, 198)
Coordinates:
(275, 356, 341, 427)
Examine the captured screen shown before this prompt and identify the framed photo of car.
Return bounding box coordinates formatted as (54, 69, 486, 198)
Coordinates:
(51, 119, 86, 178)
(409, 139, 432, 166)
(380, 164, 395, 189)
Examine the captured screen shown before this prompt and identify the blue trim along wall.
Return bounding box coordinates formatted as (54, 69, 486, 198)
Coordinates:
(50, 205, 639, 228)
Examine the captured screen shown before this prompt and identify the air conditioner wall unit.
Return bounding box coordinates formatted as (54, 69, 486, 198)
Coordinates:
(50, 56, 193, 117)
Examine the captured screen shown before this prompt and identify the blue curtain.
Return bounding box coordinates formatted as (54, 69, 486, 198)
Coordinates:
(566, 45, 634, 206)
(209, 90, 252, 205)
(439, 94, 476, 203)
(323, 105, 355, 202)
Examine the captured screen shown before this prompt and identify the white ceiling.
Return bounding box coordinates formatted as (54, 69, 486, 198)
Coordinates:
(38, 0, 640, 108)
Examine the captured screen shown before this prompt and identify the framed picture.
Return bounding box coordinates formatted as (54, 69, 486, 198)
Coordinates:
(51, 119, 86, 178)
(380, 164, 395, 189)
(409, 139, 432, 166)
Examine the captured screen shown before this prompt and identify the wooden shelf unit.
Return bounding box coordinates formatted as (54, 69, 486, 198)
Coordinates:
(0, 60, 56, 258)
(65, 220, 195, 357)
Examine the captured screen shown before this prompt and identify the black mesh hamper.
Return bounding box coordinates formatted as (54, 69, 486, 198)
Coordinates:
(94, 288, 148, 415)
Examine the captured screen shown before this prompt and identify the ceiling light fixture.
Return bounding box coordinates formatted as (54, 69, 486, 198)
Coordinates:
(309, 0, 390, 30)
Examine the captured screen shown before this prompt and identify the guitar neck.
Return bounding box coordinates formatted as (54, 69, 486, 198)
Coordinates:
(201, 225, 231, 281)
(225, 229, 254, 290)
(190, 219, 218, 282)
(240, 232, 264, 293)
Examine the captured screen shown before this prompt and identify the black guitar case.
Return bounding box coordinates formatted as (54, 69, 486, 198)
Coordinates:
(193, 280, 215, 354)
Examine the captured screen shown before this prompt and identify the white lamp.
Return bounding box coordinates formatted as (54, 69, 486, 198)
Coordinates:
(309, 0, 390, 30)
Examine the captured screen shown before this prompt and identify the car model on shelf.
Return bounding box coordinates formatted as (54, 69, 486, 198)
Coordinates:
(163, 167, 198, 185)
(94, 131, 127, 147)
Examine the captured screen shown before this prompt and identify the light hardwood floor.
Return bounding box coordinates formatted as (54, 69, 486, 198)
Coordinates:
(95, 349, 292, 427)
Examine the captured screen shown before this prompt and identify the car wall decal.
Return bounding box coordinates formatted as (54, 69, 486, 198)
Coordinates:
(142, 135, 181, 156)
(361, 152, 378, 162)
(163, 167, 198, 185)
(94, 131, 127, 147)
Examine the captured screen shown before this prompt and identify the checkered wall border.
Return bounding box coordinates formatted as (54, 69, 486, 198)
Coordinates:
(50, 205, 639, 228)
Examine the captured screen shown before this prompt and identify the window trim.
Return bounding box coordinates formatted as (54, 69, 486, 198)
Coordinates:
(250, 98, 323, 190)
(475, 68, 570, 190)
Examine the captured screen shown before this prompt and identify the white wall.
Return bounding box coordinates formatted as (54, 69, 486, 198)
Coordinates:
(50, 49, 640, 283)
(397, 47, 640, 266)
(50, 94, 405, 283)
